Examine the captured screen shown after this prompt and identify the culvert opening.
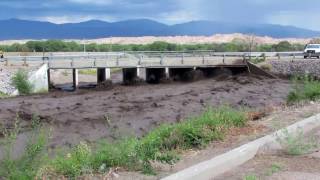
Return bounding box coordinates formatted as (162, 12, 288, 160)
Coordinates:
(146, 68, 166, 84)
(169, 68, 202, 82)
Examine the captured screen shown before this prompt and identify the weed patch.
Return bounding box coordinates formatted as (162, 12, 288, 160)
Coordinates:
(265, 163, 282, 176)
(287, 76, 320, 104)
(243, 174, 258, 180)
(11, 69, 33, 95)
(0, 91, 9, 98)
(276, 129, 318, 156)
(0, 115, 49, 179)
(47, 106, 247, 177)
(0, 106, 248, 178)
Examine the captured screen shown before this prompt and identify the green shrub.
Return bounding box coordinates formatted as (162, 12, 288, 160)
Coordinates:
(0, 115, 48, 179)
(265, 163, 282, 176)
(0, 91, 8, 98)
(287, 76, 320, 104)
(11, 69, 33, 95)
(51, 142, 92, 178)
(243, 175, 258, 180)
(0, 107, 247, 178)
(90, 138, 140, 172)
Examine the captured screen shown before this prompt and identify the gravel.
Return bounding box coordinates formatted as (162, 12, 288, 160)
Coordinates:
(270, 59, 320, 78)
(0, 67, 16, 95)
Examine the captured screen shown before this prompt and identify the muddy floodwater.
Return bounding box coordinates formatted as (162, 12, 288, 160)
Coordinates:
(0, 74, 291, 152)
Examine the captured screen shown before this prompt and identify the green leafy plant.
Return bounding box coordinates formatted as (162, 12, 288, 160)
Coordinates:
(243, 174, 258, 180)
(265, 163, 282, 176)
(11, 69, 33, 95)
(0, 91, 9, 98)
(0, 115, 48, 179)
(287, 75, 320, 104)
(48, 106, 247, 177)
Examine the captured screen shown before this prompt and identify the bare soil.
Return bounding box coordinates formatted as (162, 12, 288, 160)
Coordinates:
(2, 69, 320, 179)
(0, 74, 290, 150)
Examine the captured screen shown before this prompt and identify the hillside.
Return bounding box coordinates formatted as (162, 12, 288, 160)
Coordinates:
(0, 19, 320, 40)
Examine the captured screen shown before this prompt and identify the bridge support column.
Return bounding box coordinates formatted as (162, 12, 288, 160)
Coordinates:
(122, 68, 145, 84)
(146, 68, 167, 84)
(72, 68, 79, 90)
(47, 69, 51, 90)
(97, 68, 111, 83)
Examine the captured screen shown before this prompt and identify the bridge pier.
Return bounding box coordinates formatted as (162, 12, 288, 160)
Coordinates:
(97, 68, 111, 83)
(146, 68, 167, 84)
(122, 68, 145, 84)
(72, 68, 79, 90)
(47, 69, 51, 90)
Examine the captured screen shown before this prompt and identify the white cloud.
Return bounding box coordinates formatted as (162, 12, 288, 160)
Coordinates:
(266, 11, 320, 31)
(67, 0, 115, 5)
(34, 15, 116, 24)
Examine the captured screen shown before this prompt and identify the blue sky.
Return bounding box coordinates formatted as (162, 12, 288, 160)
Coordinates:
(1, 0, 320, 30)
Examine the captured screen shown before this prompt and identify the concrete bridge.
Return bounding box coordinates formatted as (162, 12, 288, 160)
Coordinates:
(1, 51, 299, 90)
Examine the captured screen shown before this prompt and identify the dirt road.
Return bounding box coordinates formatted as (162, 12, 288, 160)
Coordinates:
(0, 74, 291, 150)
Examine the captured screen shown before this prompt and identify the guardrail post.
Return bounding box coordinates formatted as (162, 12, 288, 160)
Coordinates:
(202, 55, 205, 65)
(181, 53, 184, 65)
(138, 55, 142, 66)
(23, 57, 28, 66)
(160, 55, 164, 65)
(293, 54, 295, 61)
(5, 58, 8, 66)
(71, 58, 74, 68)
(93, 58, 96, 67)
(223, 54, 225, 64)
(116, 56, 119, 66)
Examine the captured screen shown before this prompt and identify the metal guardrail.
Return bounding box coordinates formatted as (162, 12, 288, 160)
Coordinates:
(0, 51, 305, 69)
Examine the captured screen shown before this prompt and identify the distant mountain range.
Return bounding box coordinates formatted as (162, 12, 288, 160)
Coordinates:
(0, 18, 319, 40)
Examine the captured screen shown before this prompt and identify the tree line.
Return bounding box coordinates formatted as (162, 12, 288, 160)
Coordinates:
(0, 39, 305, 52)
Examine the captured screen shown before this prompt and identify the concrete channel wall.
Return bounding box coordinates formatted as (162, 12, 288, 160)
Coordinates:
(12, 64, 49, 95)
(163, 113, 320, 180)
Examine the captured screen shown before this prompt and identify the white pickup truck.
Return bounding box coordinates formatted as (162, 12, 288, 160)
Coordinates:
(304, 44, 320, 59)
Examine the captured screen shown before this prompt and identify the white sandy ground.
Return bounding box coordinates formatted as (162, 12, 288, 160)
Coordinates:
(0, 33, 311, 45)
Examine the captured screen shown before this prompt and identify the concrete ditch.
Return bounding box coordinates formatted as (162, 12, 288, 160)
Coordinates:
(162, 113, 320, 180)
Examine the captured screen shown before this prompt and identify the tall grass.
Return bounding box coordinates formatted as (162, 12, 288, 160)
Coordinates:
(11, 69, 33, 95)
(0, 91, 8, 98)
(287, 76, 320, 104)
(49, 106, 247, 177)
(0, 107, 248, 178)
(0, 115, 48, 179)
